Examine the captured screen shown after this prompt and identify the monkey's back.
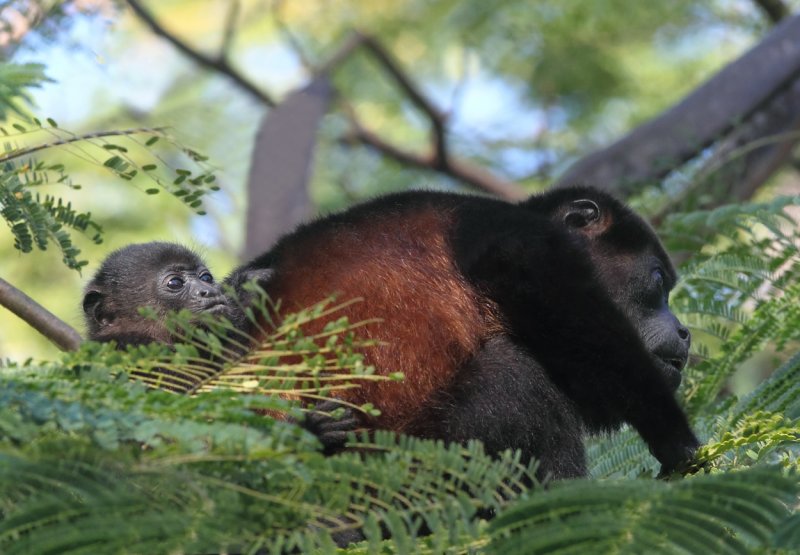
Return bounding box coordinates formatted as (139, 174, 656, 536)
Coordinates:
(259, 196, 503, 431)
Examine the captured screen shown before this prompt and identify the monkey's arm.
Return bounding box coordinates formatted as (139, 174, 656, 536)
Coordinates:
(460, 225, 699, 475)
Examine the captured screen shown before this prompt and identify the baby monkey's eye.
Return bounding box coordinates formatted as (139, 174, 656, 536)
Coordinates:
(199, 272, 214, 283)
(167, 277, 185, 290)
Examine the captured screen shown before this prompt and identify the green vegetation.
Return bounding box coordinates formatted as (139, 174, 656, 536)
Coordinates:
(3, 1, 800, 553)
(2, 197, 800, 552)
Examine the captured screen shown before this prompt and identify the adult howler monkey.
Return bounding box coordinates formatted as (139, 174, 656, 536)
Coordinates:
(82, 242, 355, 452)
(226, 186, 699, 479)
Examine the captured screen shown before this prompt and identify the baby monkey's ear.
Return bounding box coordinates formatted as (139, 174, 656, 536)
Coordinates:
(83, 289, 108, 325)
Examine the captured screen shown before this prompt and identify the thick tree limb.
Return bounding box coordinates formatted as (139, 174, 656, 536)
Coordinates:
(651, 80, 800, 225)
(244, 77, 333, 258)
(124, 0, 275, 107)
(554, 14, 800, 195)
(0, 277, 82, 352)
(701, 81, 800, 202)
(753, 0, 789, 24)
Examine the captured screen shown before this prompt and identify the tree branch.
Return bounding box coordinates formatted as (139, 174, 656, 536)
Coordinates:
(752, 0, 789, 24)
(219, 0, 241, 59)
(124, 0, 275, 107)
(651, 81, 800, 225)
(316, 31, 366, 76)
(271, 0, 314, 71)
(125, 4, 523, 198)
(0, 277, 82, 352)
(356, 32, 449, 169)
(0, 127, 166, 165)
(320, 31, 525, 199)
(554, 14, 800, 196)
(345, 116, 527, 201)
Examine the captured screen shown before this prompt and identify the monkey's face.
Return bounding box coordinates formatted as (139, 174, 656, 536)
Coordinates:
(609, 256, 691, 391)
(557, 196, 691, 391)
(155, 264, 227, 316)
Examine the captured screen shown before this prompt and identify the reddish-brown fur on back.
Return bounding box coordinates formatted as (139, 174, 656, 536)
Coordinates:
(264, 207, 500, 430)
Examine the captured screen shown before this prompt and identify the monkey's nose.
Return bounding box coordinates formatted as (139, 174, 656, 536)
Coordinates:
(197, 285, 216, 298)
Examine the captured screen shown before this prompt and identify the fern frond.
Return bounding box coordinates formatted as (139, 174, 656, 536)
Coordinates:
(660, 195, 800, 254)
(586, 428, 656, 479)
(488, 466, 797, 555)
(683, 282, 800, 416)
(3, 322, 537, 553)
(124, 296, 398, 417)
(734, 350, 800, 419)
(0, 63, 50, 119)
(0, 402, 533, 553)
(698, 410, 800, 471)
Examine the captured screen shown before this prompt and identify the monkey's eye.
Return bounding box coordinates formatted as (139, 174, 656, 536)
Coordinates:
(648, 268, 668, 305)
(652, 268, 665, 288)
(199, 272, 214, 283)
(166, 277, 185, 290)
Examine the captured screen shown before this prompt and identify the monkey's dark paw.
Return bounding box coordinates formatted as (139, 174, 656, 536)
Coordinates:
(656, 443, 705, 480)
(299, 400, 360, 455)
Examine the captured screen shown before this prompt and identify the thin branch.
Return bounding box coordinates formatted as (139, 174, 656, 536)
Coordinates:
(220, 0, 241, 59)
(0, 127, 166, 165)
(319, 32, 527, 198)
(345, 116, 527, 201)
(358, 33, 449, 169)
(0, 277, 82, 352)
(447, 47, 471, 119)
(271, 0, 314, 71)
(316, 30, 450, 167)
(125, 5, 525, 199)
(316, 31, 367, 76)
(651, 111, 800, 225)
(124, 0, 275, 107)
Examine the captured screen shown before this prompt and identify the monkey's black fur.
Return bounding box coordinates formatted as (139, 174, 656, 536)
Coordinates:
(227, 186, 699, 479)
(82, 242, 355, 453)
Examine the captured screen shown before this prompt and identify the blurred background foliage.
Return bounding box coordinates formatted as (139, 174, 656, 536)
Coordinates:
(0, 0, 794, 367)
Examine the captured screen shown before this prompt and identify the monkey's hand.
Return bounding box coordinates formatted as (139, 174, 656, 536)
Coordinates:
(655, 440, 704, 479)
(299, 400, 360, 455)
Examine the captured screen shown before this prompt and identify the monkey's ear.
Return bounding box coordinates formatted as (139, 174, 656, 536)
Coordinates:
(82, 289, 105, 324)
(564, 199, 601, 228)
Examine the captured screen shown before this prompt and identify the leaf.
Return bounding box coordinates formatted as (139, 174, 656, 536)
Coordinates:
(489, 467, 797, 555)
